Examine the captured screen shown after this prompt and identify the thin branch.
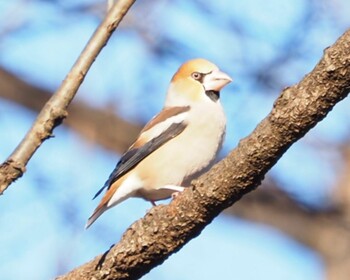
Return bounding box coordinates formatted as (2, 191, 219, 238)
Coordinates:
(0, 0, 137, 194)
(57, 29, 350, 280)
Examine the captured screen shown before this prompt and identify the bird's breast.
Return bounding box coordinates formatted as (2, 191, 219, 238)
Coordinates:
(136, 101, 226, 194)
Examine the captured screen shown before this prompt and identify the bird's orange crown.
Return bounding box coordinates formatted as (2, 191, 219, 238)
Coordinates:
(171, 58, 219, 83)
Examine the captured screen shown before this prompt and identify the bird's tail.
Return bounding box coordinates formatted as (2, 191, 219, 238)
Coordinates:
(85, 204, 107, 229)
(85, 177, 129, 229)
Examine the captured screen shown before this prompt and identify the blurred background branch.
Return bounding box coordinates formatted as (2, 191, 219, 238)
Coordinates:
(0, 67, 141, 152)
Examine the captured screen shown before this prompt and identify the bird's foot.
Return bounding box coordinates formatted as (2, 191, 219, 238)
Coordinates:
(171, 191, 181, 199)
(158, 185, 185, 200)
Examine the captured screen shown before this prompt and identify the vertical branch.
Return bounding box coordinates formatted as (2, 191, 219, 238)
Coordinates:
(0, 0, 136, 195)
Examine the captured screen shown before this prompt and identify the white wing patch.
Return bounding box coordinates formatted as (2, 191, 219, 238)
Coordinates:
(140, 112, 188, 141)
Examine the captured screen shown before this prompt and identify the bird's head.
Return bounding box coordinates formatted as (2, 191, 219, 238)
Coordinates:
(166, 58, 232, 106)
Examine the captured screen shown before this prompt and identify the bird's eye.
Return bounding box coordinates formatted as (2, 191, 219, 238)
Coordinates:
(191, 72, 202, 80)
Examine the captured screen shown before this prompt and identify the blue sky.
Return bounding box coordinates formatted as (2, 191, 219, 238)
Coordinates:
(1, 0, 350, 279)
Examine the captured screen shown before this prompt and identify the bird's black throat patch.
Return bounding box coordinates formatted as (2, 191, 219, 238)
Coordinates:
(205, 90, 220, 102)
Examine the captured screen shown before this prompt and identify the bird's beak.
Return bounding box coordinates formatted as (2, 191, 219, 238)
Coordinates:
(203, 69, 232, 92)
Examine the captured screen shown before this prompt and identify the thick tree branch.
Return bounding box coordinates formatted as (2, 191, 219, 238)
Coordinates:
(0, 0, 136, 194)
(57, 30, 350, 280)
(0, 67, 141, 153)
(4, 62, 348, 279)
(5, 64, 349, 279)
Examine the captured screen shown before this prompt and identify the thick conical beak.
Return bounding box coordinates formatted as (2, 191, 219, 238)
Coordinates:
(203, 69, 232, 91)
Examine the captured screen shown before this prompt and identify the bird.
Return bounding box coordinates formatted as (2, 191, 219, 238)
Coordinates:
(86, 58, 232, 228)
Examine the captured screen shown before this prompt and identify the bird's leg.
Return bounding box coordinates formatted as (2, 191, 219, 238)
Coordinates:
(171, 192, 181, 199)
(151, 201, 157, 206)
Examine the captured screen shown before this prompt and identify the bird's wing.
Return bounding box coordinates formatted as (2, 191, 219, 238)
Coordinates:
(92, 106, 190, 199)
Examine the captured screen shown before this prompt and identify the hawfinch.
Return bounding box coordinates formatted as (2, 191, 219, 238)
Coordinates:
(86, 58, 232, 228)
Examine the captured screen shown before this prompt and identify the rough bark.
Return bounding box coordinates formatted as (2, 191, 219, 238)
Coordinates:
(0, 0, 137, 194)
(57, 29, 350, 280)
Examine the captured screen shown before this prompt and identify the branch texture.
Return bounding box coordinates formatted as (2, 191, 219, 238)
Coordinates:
(0, 0, 136, 194)
(58, 30, 350, 280)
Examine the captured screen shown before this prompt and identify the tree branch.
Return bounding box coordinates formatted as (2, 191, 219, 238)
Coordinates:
(57, 29, 350, 280)
(0, 0, 137, 194)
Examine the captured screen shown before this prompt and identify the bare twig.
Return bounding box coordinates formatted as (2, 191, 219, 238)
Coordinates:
(0, 0, 136, 194)
(57, 29, 350, 280)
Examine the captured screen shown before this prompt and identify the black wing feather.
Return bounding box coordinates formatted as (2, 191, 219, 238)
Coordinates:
(92, 122, 187, 199)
